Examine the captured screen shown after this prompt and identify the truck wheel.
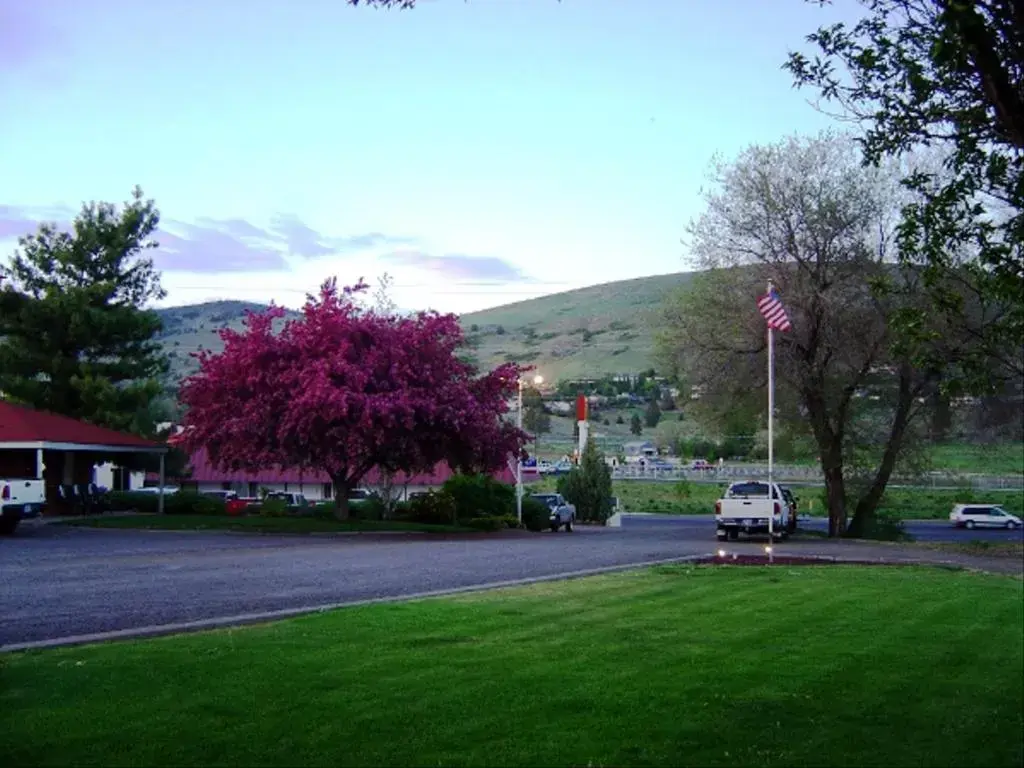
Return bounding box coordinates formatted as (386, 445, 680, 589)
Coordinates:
(550, 523, 559, 532)
(0, 518, 19, 536)
(565, 520, 573, 532)
(728, 530, 739, 541)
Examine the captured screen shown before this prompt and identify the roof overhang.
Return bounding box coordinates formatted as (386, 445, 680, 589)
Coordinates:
(0, 441, 167, 454)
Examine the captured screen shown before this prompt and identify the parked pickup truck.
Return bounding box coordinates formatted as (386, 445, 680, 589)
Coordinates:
(1, 478, 45, 535)
(530, 492, 576, 532)
(715, 480, 792, 542)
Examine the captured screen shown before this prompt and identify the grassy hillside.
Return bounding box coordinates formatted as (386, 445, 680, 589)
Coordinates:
(156, 300, 300, 383)
(155, 272, 694, 385)
(459, 271, 694, 382)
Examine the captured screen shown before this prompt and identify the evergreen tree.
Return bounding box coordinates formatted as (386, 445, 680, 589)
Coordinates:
(557, 438, 614, 523)
(0, 187, 170, 434)
(629, 413, 643, 435)
(644, 399, 662, 428)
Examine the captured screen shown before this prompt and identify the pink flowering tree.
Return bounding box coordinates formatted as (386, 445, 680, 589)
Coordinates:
(178, 278, 528, 518)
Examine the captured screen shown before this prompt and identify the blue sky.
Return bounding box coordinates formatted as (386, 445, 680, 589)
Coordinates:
(0, 0, 860, 313)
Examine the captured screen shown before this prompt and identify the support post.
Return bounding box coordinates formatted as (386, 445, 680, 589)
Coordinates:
(158, 452, 166, 516)
(516, 378, 523, 525)
(767, 279, 775, 563)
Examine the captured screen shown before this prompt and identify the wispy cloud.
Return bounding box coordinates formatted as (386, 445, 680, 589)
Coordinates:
(380, 249, 529, 282)
(156, 222, 288, 272)
(1, 204, 416, 273)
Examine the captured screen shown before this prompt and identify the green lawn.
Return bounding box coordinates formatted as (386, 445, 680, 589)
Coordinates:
(2, 566, 1021, 767)
(928, 443, 1024, 475)
(57, 514, 473, 535)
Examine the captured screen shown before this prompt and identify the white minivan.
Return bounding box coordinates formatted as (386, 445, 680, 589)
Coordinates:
(949, 504, 1021, 530)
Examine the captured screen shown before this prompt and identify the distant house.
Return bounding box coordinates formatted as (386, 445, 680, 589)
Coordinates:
(623, 441, 658, 460)
(179, 449, 516, 501)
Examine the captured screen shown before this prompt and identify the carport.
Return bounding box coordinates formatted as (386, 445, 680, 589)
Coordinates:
(0, 400, 169, 514)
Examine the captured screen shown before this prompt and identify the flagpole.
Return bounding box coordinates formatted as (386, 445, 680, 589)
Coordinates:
(767, 279, 775, 563)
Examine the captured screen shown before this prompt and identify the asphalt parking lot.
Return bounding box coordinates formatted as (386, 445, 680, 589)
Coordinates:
(2, 518, 1020, 649)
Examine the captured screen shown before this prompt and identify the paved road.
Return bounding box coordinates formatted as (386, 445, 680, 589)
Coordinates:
(2, 520, 1020, 648)
(622, 513, 1024, 542)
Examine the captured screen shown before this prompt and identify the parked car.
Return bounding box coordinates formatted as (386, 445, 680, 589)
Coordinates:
(548, 460, 574, 476)
(535, 460, 554, 474)
(135, 486, 180, 495)
(949, 504, 1021, 530)
(715, 480, 792, 541)
(530, 493, 576, 532)
(0, 478, 45, 535)
(690, 459, 714, 471)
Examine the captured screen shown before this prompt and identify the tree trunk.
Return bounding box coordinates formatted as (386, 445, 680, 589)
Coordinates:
(847, 368, 918, 537)
(823, 461, 848, 538)
(332, 476, 351, 520)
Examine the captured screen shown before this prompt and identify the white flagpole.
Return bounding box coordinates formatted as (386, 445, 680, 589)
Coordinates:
(767, 279, 775, 563)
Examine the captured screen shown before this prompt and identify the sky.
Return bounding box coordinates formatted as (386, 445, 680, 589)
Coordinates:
(0, 0, 862, 313)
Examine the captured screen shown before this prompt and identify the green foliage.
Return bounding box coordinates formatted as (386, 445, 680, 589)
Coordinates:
(0, 187, 170, 434)
(786, 1, 1023, 388)
(403, 490, 458, 525)
(644, 400, 661, 428)
(441, 473, 515, 521)
(105, 491, 225, 516)
(465, 516, 507, 532)
(522, 386, 551, 437)
(629, 413, 643, 435)
(259, 496, 289, 518)
(520, 496, 551, 532)
(557, 439, 614, 523)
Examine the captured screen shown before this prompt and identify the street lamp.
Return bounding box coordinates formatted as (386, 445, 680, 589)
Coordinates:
(516, 373, 544, 524)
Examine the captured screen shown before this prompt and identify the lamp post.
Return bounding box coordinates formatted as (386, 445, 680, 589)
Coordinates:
(516, 373, 544, 524)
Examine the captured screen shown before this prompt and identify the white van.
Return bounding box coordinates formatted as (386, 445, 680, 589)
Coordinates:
(949, 504, 1021, 530)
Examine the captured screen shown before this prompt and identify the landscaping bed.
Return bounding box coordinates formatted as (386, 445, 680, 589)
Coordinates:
(56, 514, 476, 535)
(2, 566, 1020, 767)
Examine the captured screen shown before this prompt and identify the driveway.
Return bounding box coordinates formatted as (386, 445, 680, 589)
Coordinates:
(2, 520, 1020, 649)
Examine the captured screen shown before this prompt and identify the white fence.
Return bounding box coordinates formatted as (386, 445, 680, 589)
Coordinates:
(609, 464, 1024, 491)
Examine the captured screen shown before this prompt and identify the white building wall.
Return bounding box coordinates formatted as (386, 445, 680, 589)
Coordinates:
(186, 480, 438, 501)
(93, 462, 147, 491)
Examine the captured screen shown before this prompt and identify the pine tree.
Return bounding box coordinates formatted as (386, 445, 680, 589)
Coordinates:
(557, 438, 614, 523)
(629, 413, 643, 435)
(0, 187, 170, 433)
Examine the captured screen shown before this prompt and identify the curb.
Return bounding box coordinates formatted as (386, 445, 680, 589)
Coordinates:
(0, 554, 710, 653)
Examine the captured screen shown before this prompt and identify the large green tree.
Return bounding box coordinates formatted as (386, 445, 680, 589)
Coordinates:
(0, 187, 170, 434)
(786, 0, 1024, 389)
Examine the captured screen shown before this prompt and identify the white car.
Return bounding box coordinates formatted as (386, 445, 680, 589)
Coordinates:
(949, 504, 1021, 530)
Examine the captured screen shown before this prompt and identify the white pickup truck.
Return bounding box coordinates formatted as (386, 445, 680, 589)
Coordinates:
(0, 478, 46, 535)
(715, 480, 792, 542)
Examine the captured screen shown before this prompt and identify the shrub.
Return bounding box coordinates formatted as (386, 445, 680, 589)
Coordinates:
(520, 496, 551, 532)
(349, 496, 387, 521)
(259, 496, 289, 517)
(441, 473, 515, 522)
(404, 491, 458, 525)
(557, 439, 614, 523)
(105, 491, 226, 516)
(465, 516, 506, 532)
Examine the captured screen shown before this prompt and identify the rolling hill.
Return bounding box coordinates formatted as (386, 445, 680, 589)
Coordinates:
(154, 271, 695, 385)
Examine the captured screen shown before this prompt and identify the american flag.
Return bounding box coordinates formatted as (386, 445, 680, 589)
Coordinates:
(757, 290, 792, 332)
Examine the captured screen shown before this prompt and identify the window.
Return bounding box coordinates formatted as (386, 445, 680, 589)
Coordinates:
(728, 483, 770, 498)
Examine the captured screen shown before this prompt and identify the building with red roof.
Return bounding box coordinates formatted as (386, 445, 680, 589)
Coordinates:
(0, 400, 167, 513)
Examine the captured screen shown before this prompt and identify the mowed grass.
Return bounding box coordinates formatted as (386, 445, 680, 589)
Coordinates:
(57, 514, 473, 534)
(2, 567, 1021, 767)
